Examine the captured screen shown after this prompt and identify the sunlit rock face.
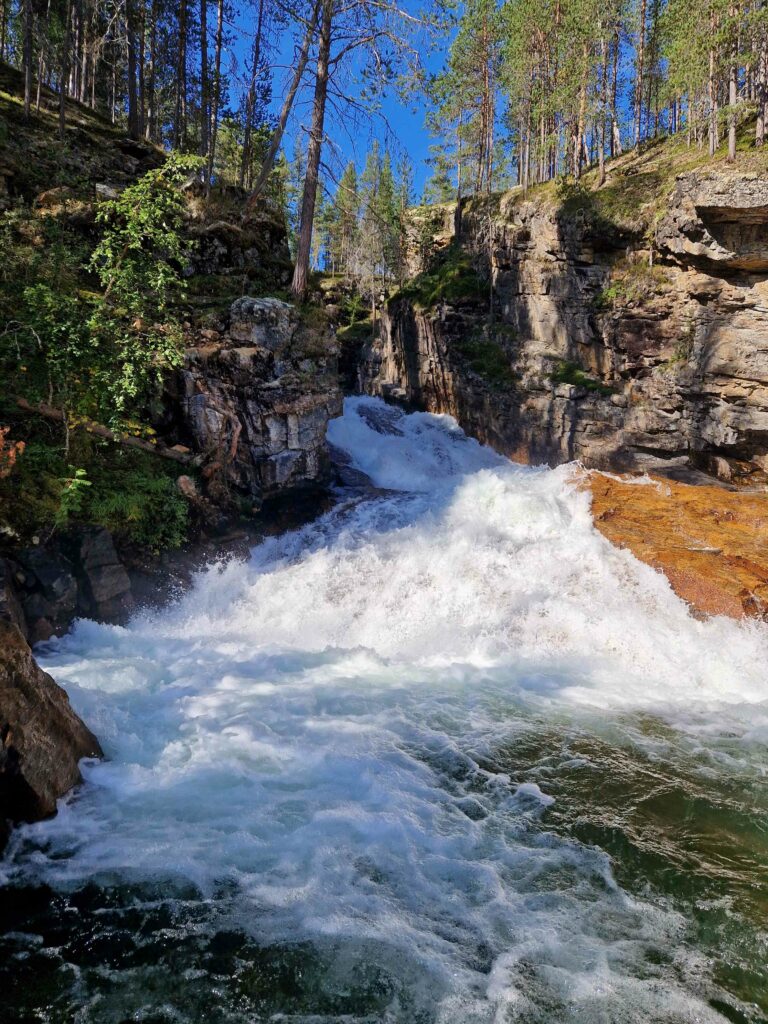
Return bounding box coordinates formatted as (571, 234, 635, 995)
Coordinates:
(0, 620, 101, 850)
(361, 170, 768, 488)
(179, 297, 343, 505)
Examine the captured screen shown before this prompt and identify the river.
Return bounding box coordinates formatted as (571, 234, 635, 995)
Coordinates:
(2, 396, 767, 1022)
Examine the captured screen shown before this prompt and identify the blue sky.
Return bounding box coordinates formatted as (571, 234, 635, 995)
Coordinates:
(229, 3, 449, 200)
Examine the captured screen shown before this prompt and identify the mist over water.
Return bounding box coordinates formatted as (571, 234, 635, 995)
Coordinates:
(3, 397, 768, 1023)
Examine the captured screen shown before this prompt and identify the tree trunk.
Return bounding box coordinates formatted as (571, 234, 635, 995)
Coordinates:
(200, 0, 209, 170)
(206, 0, 224, 192)
(291, 0, 333, 299)
(574, 47, 588, 178)
(137, 2, 146, 137)
(239, 0, 266, 187)
(174, 0, 188, 149)
(634, 0, 647, 145)
(23, 0, 33, 118)
(708, 10, 718, 156)
(59, 0, 72, 140)
(728, 5, 737, 162)
(126, 0, 140, 138)
(147, 0, 157, 140)
(598, 28, 608, 186)
(246, 0, 320, 209)
(757, 25, 767, 146)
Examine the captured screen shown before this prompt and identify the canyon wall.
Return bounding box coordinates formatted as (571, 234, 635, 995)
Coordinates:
(362, 170, 768, 486)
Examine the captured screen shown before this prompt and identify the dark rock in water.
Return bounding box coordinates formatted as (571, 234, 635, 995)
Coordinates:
(74, 528, 134, 621)
(16, 547, 78, 642)
(0, 620, 101, 851)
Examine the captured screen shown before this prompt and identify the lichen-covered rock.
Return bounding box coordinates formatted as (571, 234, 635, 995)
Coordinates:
(0, 620, 101, 850)
(179, 297, 343, 504)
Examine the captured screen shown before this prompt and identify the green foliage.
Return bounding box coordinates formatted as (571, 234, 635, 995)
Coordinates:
(55, 467, 92, 527)
(87, 466, 189, 551)
(398, 244, 485, 308)
(550, 361, 614, 395)
(342, 291, 366, 327)
(0, 427, 189, 551)
(594, 259, 671, 310)
(454, 331, 518, 389)
(90, 153, 200, 313)
(0, 155, 200, 430)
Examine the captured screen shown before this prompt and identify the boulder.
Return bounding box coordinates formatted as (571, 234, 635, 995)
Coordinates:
(0, 620, 101, 850)
(75, 528, 134, 621)
(179, 296, 343, 504)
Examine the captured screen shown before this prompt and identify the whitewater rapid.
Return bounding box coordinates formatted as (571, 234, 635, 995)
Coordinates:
(4, 396, 768, 1022)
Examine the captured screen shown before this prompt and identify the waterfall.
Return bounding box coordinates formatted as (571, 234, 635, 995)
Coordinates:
(3, 397, 766, 1023)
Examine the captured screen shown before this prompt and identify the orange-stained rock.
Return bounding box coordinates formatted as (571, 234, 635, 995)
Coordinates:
(585, 471, 768, 620)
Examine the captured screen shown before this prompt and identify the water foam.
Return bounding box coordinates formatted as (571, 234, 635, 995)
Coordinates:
(5, 396, 767, 1022)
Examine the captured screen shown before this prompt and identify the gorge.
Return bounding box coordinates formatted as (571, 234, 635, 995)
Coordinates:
(2, 53, 768, 1024)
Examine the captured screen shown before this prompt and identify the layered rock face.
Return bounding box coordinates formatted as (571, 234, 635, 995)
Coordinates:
(362, 171, 768, 485)
(0, 620, 101, 850)
(179, 297, 343, 505)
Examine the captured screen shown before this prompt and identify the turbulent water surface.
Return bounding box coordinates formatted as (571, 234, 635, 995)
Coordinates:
(2, 396, 768, 1023)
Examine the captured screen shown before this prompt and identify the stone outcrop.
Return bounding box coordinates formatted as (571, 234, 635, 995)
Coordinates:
(586, 471, 768, 620)
(179, 297, 343, 505)
(361, 170, 768, 487)
(6, 530, 134, 643)
(0, 620, 101, 850)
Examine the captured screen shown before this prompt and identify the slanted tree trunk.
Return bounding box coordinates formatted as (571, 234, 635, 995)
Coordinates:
(291, 0, 333, 299)
(246, 0, 320, 209)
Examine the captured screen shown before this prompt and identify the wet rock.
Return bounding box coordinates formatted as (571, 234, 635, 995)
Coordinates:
(16, 547, 78, 640)
(75, 528, 134, 621)
(586, 470, 768, 620)
(361, 168, 768, 482)
(0, 620, 101, 851)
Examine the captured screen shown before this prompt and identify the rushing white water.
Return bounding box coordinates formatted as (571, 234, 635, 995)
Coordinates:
(5, 396, 768, 1023)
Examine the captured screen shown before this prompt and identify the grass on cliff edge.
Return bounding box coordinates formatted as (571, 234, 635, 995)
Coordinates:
(456, 109, 768, 242)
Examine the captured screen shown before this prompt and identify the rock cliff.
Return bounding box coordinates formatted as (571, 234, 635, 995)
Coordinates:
(362, 167, 768, 488)
(176, 296, 343, 507)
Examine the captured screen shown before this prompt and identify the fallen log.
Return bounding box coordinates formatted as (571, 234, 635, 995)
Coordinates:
(14, 397, 200, 467)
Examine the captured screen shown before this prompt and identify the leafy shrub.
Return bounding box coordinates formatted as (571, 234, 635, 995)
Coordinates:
(399, 244, 485, 308)
(87, 466, 189, 551)
(454, 333, 518, 389)
(550, 360, 613, 395)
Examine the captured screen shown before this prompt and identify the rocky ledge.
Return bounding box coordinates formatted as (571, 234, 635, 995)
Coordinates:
(0, 620, 101, 851)
(587, 471, 768, 620)
(177, 296, 343, 506)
